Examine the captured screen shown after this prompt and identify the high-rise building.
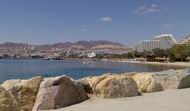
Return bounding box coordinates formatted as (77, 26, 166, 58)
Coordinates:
(136, 34, 177, 52)
(154, 34, 177, 49)
(136, 40, 160, 52)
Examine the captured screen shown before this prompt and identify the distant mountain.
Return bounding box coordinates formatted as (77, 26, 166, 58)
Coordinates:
(73, 40, 125, 49)
(0, 41, 128, 50)
(36, 40, 127, 50)
(0, 42, 32, 49)
(0, 42, 30, 48)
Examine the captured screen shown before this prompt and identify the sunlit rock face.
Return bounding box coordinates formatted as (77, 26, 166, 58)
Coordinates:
(32, 75, 88, 111)
(152, 69, 190, 89)
(94, 75, 139, 98)
(0, 86, 19, 111)
(131, 69, 190, 93)
(131, 73, 163, 93)
(79, 74, 139, 98)
(1, 76, 43, 111)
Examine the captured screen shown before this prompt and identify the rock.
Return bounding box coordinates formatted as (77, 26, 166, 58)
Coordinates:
(153, 69, 190, 89)
(79, 73, 139, 98)
(132, 73, 163, 93)
(1, 76, 43, 111)
(74, 81, 89, 100)
(0, 86, 19, 111)
(132, 69, 190, 93)
(1, 80, 22, 91)
(94, 75, 139, 98)
(32, 75, 88, 111)
(77, 79, 93, 94)
(78, 74, 109, 94)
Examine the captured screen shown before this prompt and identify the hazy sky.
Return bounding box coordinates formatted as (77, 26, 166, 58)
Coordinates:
(0, 0, 190, 46)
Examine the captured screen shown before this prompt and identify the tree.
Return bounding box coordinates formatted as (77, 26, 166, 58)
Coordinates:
(170, 44, 189, 61)
(152, 48, 165, 58)
(187, 46, 190, 57)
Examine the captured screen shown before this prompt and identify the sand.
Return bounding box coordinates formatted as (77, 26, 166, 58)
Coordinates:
(46, 88, 190, 111)
(124, 61, 190, 68)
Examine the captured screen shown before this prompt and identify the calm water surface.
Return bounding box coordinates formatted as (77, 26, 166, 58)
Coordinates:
(0, 60, 180, 83)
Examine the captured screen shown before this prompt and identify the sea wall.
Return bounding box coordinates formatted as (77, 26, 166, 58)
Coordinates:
(0, 69, 190, 111)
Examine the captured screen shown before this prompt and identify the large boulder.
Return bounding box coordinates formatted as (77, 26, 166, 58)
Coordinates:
(1, 76, 43, 111)
(0, 86, 19, 111)
(131, 73, 163, 93)
(80, 74, 139, 98)
(132, 69, 190, 93)
(32, 75, 88, 111)
(153, 69, 190, 89)
(94, 75, 139, 98)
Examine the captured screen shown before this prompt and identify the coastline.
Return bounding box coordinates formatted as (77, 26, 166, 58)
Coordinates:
(1, 58, 190, 68)
(101, 59, 190, 68)
(1, 68, 190, 111)
(125, 61, 190, 68)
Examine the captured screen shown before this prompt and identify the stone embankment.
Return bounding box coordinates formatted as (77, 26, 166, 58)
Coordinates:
(0, 69, 189, 111)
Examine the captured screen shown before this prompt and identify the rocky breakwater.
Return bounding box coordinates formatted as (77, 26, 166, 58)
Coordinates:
(0, 75, 89, 111)
(79, 69, 190, 96)
(0, 69, 189, 111)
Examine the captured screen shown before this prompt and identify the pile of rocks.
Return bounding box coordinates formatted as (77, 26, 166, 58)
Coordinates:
(0, 69, 189, 111)
(0, 76, 88, 111)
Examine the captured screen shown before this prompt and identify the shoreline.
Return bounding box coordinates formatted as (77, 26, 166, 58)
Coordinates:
(124, 61, 190, 68)
(1, 68, 190, 111)
(1, 58, 190, 68)
(101, 59, 190, 68)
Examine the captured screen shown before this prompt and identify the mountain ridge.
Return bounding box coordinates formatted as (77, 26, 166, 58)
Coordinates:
(0, 40, 128, 50)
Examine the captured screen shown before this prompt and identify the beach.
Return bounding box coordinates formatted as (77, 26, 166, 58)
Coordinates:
(125, 61, 190, 68)
(102, 59, 190, 68)
(49, 88, 190, 111)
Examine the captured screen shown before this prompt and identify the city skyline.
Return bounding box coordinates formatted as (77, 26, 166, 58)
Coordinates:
(0, 0, 190, 46)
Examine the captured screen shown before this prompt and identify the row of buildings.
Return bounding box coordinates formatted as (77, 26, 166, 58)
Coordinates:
(135, 34, 190, 52)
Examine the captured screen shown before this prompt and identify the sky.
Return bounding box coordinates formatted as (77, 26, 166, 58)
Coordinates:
(0, 0, 190, 46)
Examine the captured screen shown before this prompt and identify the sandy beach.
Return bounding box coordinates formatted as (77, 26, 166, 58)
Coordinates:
(48, 88, 190, 111)
(111, 60, 190, 68)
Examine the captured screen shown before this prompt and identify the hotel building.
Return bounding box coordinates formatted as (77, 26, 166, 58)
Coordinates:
(136, 34, 177, 52)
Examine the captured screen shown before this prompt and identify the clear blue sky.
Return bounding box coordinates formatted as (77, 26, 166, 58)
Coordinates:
(0, 0, 190, 46)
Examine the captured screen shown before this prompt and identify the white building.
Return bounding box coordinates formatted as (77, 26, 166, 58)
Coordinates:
(179, 37, 190, 45)
(154, 34, 177, 49)
(87, 52, 96, 58)
(136, 40, 160, 52)
(136, 34, 177, 52)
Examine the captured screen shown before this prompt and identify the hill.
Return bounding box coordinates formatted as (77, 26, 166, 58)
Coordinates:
(0, 41, 128, 51)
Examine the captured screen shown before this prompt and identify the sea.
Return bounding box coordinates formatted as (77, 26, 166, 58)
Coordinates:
(0, 59, 181, 83)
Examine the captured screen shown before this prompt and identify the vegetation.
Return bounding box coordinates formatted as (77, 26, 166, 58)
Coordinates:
(170, 44, 190, 62)
(123, 44, 190, 62)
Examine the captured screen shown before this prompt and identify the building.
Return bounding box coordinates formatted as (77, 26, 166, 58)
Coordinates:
(87, 52, 96, 58)
(178, 37, 190, 46)
(136, 34, 177, 52)
(154, 34, 177, 49)
(136, 40, 160, 52)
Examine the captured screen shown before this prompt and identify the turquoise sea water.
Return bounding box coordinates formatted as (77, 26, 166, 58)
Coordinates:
(0, 60, 180, 83)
